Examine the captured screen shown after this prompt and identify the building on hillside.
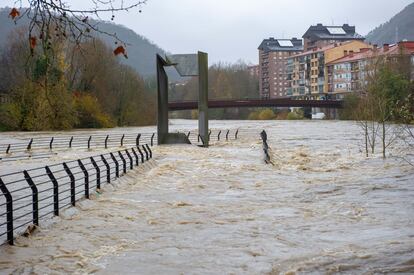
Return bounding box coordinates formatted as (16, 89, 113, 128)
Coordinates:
(247, 65, 259, 78)
(287, 40, 371, 99)
(258, 37, 303, 99)
(326, 41, 414, 99)
(302, 23, 364, 51)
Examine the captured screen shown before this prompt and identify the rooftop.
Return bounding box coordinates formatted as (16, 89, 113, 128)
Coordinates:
(258, 38, 304, 52)
(303, 23, 364, 41)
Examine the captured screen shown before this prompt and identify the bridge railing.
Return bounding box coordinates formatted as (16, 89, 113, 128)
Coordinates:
(0, 144, 153, 245)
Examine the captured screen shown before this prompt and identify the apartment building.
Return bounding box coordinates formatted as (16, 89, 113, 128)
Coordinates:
(326, 41, 414, 99)
(287, 40, 371, 99)
(258, 38, 303, 99)
(302, 23, 364, 51)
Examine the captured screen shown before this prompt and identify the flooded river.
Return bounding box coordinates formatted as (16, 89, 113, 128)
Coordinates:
(0, 120, 413, 274)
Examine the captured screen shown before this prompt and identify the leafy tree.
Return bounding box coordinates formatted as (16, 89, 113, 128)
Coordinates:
(0, 26, 156, 131)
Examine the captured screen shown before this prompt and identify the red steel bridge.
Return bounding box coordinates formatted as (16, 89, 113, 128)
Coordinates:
(168, 98, 343, 111)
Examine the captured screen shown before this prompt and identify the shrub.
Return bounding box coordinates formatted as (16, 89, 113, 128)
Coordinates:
(74, 94, 115, 128)
(0, 102, 22, 130)
(287, 109, 304, 120)
(258, 109, 276, 120)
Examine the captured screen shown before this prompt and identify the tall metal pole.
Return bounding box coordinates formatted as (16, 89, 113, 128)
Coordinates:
(198, 51, 209, 147)
(157, 54, 169, 145)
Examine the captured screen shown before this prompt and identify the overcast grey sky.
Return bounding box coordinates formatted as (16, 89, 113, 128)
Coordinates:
(2, 0, 413, 64)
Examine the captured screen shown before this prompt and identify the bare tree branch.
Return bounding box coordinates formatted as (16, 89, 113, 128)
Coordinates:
(8, 0, 147, 54)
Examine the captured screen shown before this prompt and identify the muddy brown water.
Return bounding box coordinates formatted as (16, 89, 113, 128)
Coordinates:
(0, 120, 413, 274)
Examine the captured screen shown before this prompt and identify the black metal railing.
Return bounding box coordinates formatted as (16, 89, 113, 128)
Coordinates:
(0, 144, 153, 245)
(187, 128, 239, 146)
(1, 129, 241, 162)
(0, 132, 157, 160)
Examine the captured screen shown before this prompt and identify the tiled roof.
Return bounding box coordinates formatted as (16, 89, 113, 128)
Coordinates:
(258, 38, 303, 52)
(327, 42, 414, 65)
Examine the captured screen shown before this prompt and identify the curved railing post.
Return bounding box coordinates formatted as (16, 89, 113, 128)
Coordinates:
(125, 150, 133, 170)
(145, 144, 152, 159)
(110, 153, 119, 178)
(69, 136, 73, 148)
(151, 133, 155, 147)
(87, 136, 92, 150)
(6, 144, 11, 154)
(77, 160, 89, 199)
(118, 151, 127, 174)
(235, 129, 239, 139)
(105, 135, 109, 149)
(63, 163, 76, 206)
(45, 166, 59, 216)
(49, 137, 54, 150)
(23, 170, 39, 226)
(217, 130, 221, 141)
(27, 138, 33, 151)
(0, 177, 13, 245)
(226, 130, 230, 141)
(131, 148, 139, 166)
(137, 147, 145, 163)
(101, 155, 111, 183)
(142, 145, 149, 161)
(198, 135, 205, 146)
(90, 157, 101, 189)
(136, 134, 141, 147)
(121, 134, 125, 147)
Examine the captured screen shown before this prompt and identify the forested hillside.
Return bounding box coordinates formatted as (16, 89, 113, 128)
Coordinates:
(366, 2, 414, 45)
(0, 8, 168, 78)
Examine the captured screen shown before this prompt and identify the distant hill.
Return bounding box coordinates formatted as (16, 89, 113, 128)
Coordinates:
(366, 2, 414, 45)
(0, 8, 172, 78)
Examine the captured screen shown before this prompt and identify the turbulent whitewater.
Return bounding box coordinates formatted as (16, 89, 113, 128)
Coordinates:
(0, 120, 413, 274)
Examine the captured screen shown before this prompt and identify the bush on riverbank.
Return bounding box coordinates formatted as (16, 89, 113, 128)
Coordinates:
(287, 109, 305, 120)
(248, 108, 276, 120)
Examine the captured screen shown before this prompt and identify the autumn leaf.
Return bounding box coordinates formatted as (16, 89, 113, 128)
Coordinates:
(9, 8, 20, 19)
(29, 36, 37, 49)
(113, 45, 128, 59)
